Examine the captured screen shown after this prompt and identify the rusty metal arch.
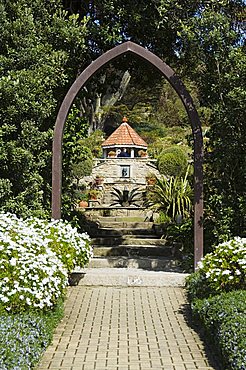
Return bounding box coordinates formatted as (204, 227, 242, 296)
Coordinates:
(52, 41, 203, 268)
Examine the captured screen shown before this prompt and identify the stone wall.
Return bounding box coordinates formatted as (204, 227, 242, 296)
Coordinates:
(87, 158, 160, 206)
(92, 158, 159, 184)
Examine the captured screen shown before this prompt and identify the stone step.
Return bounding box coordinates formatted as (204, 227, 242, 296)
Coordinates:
(88, 257, 181, 272)
(92, 228, 155, 237)
(97, 216, 146, 222)
(75, 268, 188, 286)
(92, 236, 168, 246)
(93, 245, 175, 258)
(98, 221, 153, 229)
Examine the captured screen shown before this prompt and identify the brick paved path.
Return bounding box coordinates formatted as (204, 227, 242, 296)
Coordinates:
(37, 286, 220, 370)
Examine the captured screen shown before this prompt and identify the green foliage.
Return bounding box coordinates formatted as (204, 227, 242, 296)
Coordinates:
(62, 105, 91, 215)
(0, 0, 244, 239)
(186, 237, 246, 301)
(63, 106, 91, 179)
(78, 129, 105, 158)
(0, 298, 64, 370)
(154, 79, 196, 128)
(148, 126, 191, 158)
(155, 211, 172, 224)
(191, 291, 246, 370)
(147, 168, 192, 221)
(165, 218, 194, 270)
(157, 146, 188, 177)
(71, 159, 93, 184)
(0, 0, 88, 218)
(179, 0, 246, 248)
(204, 194, 236, 251)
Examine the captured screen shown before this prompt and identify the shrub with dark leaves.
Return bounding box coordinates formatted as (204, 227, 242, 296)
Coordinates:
(192, 291, 246, 370)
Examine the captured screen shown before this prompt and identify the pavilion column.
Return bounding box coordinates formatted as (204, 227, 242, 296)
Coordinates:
(130, 148, 135, 158)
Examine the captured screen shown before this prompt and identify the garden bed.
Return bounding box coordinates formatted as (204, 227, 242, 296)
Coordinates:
(0, 212, 93, 369)
(0, 299, 64, 370)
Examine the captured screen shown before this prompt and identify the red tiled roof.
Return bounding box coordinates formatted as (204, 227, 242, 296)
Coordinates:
(101, 122, 148, 148)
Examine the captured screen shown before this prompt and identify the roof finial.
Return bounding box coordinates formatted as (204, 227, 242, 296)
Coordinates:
(122, 116, 128, 123)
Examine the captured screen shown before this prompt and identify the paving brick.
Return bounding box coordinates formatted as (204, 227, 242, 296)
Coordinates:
(36, 286, 220, 370)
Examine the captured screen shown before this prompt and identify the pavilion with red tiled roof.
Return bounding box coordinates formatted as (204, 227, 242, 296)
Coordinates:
(101, 117, 148, 158)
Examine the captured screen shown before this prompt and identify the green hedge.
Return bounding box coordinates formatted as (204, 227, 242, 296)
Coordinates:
(191, 291, 246, 370)
(157, 146, 188, 177)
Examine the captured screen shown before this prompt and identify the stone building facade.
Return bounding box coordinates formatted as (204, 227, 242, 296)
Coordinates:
(90, 158, 160, 206)
(80, 118, 161, 208)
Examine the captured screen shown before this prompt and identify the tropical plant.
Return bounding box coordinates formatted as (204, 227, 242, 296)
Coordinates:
(146, 167, 192, 221)
(110, 187, 142, 207)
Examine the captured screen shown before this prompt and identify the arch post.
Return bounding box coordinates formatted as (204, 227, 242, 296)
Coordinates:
(52, 41, 203, 269)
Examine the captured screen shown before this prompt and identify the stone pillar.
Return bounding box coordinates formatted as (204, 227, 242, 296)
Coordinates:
(131, 148, 135, 158)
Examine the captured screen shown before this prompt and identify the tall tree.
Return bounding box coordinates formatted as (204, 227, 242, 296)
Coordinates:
(178, 0, 246, 246)
(62, 0, 202, 131)
(0, 0, 88, 217)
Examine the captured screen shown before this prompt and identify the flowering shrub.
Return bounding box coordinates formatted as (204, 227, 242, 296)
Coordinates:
(0, 298, 64, 370)
(186, 239, 246, 370)
(186, 237, 246, 300)
(0, 213, 92, 312)
(27, 218, 93, 273)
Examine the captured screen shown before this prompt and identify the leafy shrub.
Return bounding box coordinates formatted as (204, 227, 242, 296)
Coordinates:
(0, 298, 64, 370)
(191, 291, 246, 370)
(165, 218, 194, 271)
(0, 213, 92, 312)
(71, 158, 93, 184)
(186, 237, 246, 300)
(146, 168, 192, 221)
(157, 146, 188, 177)
(78, 129, 105, 158)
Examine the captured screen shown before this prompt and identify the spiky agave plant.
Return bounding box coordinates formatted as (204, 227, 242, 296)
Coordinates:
(110, 187, 142, 207)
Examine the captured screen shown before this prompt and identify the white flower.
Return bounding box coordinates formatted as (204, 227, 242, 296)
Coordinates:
(1, 296, 9, 303)
(222, 270, 231, 275)
(9, 257, 17, 266)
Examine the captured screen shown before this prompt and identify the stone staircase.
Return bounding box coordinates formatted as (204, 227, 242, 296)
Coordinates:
(88, 216, 182, 272)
